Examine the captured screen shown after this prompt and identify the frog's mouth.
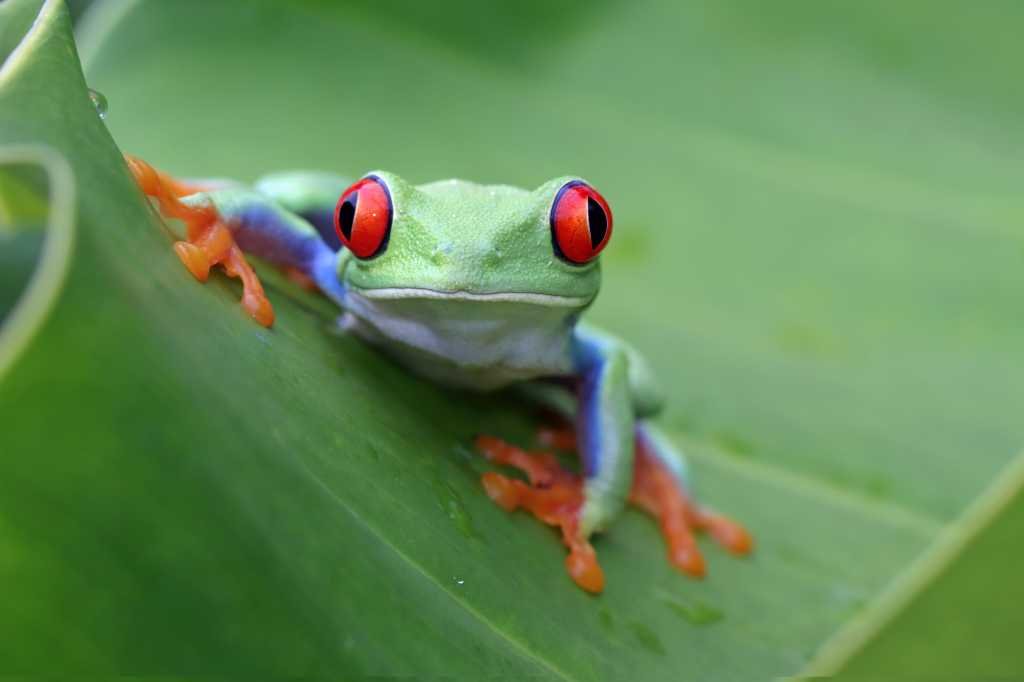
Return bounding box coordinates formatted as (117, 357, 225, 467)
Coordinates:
(340, 284, 589, 384)
(352, 286, 594, 307)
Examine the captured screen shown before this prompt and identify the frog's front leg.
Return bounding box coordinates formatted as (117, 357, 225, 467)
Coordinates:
(180, 189, 345, 306)
(126, 156, 344, 325)
(476, 333, 634, 593)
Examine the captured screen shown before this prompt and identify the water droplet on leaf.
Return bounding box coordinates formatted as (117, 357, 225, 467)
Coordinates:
(88, 88, 107, 119)
(432, 479, 481, 541)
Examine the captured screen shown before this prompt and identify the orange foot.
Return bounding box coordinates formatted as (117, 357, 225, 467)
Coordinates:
(476, 429, 753, 593)
(125, 154, 274, 327)
(476, 435, 603, 593)
(630, 434, 753, 578)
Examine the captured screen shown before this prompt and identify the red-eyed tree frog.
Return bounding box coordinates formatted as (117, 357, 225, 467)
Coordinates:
(126, 155, 753, 594)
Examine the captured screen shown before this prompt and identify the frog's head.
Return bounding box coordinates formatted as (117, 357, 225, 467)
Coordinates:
(334, 171, 612, 317)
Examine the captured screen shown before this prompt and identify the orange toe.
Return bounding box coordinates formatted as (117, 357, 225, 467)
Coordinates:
(476, 434, 558, 487)
(698, 510, 755, 556)
(481, 471, 523, 512)
(669, 542, 707, 578)
(174, 241, 211, 281)
(242, 287, 275, 327)
(566, 542, 604, 594)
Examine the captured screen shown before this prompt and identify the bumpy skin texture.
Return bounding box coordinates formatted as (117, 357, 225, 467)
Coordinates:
(128, 156, 752, 593)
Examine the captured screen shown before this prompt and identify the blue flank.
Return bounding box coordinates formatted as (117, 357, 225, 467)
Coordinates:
(572, 333, 610, 478)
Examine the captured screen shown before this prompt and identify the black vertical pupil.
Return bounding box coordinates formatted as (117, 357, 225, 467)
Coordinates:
(586, 196, 607, 249)
(339, 193, 358, 240)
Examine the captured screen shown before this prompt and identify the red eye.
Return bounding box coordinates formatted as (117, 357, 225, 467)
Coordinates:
(550, 181, 612, 265)
(334, 175, 393, 259)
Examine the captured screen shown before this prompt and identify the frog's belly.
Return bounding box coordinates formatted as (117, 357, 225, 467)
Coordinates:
(339, 292, 578, 391)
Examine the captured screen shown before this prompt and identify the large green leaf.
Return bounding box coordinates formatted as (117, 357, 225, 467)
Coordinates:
(1, 0, 1022, 677)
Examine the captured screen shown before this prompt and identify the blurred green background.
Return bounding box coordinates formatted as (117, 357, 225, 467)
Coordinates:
(2, 0, 1023, 678)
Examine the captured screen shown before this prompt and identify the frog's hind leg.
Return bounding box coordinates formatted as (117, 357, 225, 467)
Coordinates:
(126, 155, 275, 327)
(631, 422, 753, 577)
(474, 336, 638, 594)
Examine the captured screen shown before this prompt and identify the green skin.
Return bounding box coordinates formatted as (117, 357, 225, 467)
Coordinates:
(183, 171, 689, 541)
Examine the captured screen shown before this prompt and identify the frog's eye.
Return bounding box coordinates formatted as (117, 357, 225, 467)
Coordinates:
(334, 175, 393, 259)
(550, 180, 612, 265)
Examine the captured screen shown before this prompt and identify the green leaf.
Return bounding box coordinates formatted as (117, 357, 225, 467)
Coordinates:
(2, 0, 1023, 677)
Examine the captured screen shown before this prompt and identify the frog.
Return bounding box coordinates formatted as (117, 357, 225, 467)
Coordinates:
(125, 155, 753, 593)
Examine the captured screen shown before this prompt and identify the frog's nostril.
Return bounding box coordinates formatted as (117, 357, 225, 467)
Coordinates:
(432, 241, 455, 264)
(482, 245, 503, 266)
